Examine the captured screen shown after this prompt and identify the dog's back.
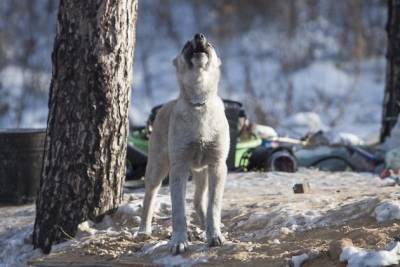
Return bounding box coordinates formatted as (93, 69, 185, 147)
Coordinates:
(146, 100, 176, 171)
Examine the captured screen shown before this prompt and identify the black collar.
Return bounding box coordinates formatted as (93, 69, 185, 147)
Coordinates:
(191, 102, 206, 107)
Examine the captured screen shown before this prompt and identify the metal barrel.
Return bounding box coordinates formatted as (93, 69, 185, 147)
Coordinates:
(223, 100, 242, 171)
(0, 128, 46, 204)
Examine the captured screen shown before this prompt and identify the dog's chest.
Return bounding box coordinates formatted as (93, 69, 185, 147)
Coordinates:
(187, 111, 219, 143)
(189, 139, 216, 167)
(170, 100, 228, 166)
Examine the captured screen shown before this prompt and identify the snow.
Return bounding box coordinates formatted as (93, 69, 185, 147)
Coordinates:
(374, 201, 400, 223)
(340, 241, 400, 267)
(0, 66, 50, 128)
(154, 254, 208, 266)
(279, 112, 327, 138)
(77, 221, 97, 236)
(2, 169, 399, 266)
(291, 249, 319, 267)
(291, 253, 309, 267)
(116, 202, 142, 217)
(0, 224, 40, 267)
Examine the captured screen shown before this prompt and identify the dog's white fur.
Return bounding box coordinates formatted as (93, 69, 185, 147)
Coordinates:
(138, 35, 230, 254)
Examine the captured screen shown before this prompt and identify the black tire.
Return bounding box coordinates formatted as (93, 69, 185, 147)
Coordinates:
(268, 149, 298, 172)
(248, 146, 298, 173)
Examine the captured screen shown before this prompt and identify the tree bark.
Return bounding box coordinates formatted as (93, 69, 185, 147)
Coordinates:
(381, 0, 400, 142)
(33, 0, 138, 253)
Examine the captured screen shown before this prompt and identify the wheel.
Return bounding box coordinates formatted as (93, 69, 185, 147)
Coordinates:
(247, 146, 298, 172)
(268, 149, 298, 172)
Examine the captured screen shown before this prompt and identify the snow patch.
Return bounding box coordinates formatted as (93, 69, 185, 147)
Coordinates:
(143, 240, 169, 255)
(77, 221, 97, 236)
(291, 253, 309, 267)
(279, 112, 327, 138)
(0, 224, 41, 267)
(340, 241, 400, 267)
(154, 254, 208, 266)
(117, 202, 142, 217)
(374, 201, 400, 223)
(291, 250, 319, 267)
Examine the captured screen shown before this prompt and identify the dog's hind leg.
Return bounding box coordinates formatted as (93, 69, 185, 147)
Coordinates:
(138, 157, 169, 238)
(192, 167, 208, 229)
(206, 161, 227, 246)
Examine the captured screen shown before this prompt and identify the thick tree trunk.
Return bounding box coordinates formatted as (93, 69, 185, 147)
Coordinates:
(33, 0, 137, 253)
(381, 0, 400, 142)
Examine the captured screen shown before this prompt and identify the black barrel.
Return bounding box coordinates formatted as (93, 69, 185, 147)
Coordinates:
(0, 128, 46, 204)
(223, 100, 242, 171)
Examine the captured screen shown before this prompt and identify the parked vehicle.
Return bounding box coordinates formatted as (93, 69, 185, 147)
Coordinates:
(125, 100, 384, 188)
(126, 100, 297, 183)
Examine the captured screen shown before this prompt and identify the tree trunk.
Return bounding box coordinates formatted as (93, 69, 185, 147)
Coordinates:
(33, 0, 138, 253)
(381, 0, 400, 142)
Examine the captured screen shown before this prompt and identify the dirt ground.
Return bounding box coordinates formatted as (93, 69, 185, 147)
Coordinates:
(29, 218, 400, 266)
(23, 169, 400, 267)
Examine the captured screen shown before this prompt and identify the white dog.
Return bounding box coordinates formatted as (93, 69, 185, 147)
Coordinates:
(138, 33, 230, 254)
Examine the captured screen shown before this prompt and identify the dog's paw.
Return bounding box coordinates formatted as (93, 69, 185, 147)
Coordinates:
(169, 233, 189, 254)
(207, 233, 225, 247)
(135, 231, 152, 242)
(169, 240, 189, 254)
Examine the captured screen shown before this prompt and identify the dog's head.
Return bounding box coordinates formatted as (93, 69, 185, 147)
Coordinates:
(173, 33, 221, 106)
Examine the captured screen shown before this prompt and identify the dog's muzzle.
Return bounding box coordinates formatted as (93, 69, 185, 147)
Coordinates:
(183, 33, 210, 67)
(193, 33, 207, 53)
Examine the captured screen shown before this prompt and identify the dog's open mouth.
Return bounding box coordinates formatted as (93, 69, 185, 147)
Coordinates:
(182, 33, 211, 67)
(193, 39, 208, 55)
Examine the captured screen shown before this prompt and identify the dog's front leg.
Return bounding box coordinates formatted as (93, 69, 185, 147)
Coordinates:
(207, 161, 227, 246)
(169, 163, 190, 254)
(193, 167, 208, 229)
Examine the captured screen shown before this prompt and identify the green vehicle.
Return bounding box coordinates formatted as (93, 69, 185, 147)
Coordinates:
(126, 100, 298, 181)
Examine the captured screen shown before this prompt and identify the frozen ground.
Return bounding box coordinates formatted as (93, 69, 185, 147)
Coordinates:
(1, 169, 400, 267)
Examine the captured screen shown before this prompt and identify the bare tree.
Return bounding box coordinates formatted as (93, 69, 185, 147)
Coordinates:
(381, 0, 400, 142)
(33, 0, 138, 253)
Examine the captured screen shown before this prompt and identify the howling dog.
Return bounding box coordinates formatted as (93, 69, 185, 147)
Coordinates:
(138, 33, 229, 254)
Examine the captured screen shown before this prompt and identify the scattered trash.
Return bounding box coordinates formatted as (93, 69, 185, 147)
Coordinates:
(380, 148, 400, 185)
(380, 172, 400, 186)
(303, 130, 365, 147)
(254, 124, 278, 140)
(293, 183, 311, 194)
(295, 144, 384, 173)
